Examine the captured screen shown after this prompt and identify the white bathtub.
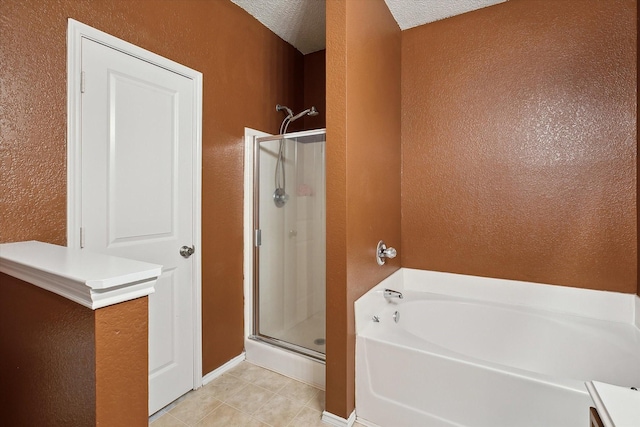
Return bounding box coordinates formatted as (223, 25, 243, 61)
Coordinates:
(355, 269, 640, 427)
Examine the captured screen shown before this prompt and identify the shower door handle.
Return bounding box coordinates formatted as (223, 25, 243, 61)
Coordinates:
(179, 245, 195, 258)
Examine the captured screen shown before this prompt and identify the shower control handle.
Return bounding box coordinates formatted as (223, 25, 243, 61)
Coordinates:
(180, 245, 195, 258)
(376, 240, 397, 265)
(383, 247, 397, 259)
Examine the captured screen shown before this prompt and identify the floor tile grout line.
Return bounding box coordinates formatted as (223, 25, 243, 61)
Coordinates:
(187, 398, 224, 427)
(218, 375, 251, 401)
(223, 372, 291, 423)
(252, 390, 293, 421)
(229, 365, 324, 418)
(225, 397, 266, 416)
(150, 363, 326, 426)
(257, 418, 275, 427)
(157, 411, 189, 426)
(229, 363, 291, 393)
(283, 402, 310, 427)
(214, 402, 263, 426)
(252, 393, 309, 427)
(165, 383, 228, 427)
(228, 385, 277, 417)
(276, 383, 321, 408)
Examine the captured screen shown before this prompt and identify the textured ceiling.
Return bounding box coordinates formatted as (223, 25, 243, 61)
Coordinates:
(385, 0, 507, 30)
(230, 0, 507, 54)
(230, 0, 326, 54)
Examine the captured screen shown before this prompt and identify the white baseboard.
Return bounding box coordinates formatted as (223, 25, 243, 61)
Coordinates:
(201, 352, 245, 386)
(322, 410, 356, 427)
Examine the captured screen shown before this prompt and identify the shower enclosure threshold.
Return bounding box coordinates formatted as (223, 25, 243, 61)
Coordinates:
(249, 334, 325, 361)
(245, 337, 325, 390)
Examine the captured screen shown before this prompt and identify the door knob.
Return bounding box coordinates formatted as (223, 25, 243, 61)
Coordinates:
(180, 245, 195, 258)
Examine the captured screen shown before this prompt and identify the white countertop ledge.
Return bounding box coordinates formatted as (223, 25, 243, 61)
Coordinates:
(0, 241, 161, 309)
(586, 381, 640, 427)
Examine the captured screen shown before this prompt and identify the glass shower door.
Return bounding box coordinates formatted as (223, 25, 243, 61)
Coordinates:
(253, 129, 326, 359)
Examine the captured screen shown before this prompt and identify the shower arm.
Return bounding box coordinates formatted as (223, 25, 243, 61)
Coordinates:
(277, 105, 318, 136)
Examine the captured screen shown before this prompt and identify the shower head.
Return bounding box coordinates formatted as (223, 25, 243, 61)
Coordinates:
(290, 106, 319, 122)
(273, 104, 322, 206)
(276, 104, 320, 135)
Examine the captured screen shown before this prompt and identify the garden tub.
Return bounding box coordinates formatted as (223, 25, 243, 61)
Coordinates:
(355, 269, 640, 427)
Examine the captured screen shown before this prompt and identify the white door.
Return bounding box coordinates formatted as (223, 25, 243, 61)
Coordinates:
(79, 37, 196, 415)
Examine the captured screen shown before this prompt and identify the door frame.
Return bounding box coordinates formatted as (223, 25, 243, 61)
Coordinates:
(243, 127, 269, 340)
(66, 19, 203, 391)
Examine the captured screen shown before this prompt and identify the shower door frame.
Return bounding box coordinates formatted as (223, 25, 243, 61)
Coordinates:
(251, 128, 326, 362)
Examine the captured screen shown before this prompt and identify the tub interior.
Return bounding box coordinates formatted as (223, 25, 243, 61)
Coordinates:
(399, 298, 640, 385)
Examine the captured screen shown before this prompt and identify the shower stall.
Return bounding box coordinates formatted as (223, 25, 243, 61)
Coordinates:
(251, 128, 326, 361)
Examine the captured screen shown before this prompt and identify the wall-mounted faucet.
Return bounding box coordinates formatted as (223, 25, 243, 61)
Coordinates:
(376, 240, 397, 265)
(383, 289, 403, 302)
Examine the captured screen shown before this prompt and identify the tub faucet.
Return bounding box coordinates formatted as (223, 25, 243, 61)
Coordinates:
(384, 289, 403, 301)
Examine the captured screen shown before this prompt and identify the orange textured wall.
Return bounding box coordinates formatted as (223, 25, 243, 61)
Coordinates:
(402, 0, 637, 293)
(0, 273, 149, 425)
(326, 0, 349, 418)
(304, 50, 327, 130)
(0, 273, 96, 425)
(95, 298, 148, 426)
(1, 0, 303, 375)
(326, 0, 401, 418)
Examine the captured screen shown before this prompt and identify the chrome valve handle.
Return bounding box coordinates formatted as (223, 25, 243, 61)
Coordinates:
(383, 247, 397, 259)
(376, 240, 397, 265)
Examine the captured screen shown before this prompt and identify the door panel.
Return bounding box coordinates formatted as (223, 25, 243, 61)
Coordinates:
(80, 38, 194, 415)
(254, 132, 326, 356)
(109, 72, 176, 243)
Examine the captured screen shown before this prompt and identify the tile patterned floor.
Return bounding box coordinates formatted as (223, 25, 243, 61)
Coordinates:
(149, 361, 365, 427)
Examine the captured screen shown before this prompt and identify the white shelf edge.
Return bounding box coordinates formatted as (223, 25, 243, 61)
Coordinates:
(0, 241, 160, 310)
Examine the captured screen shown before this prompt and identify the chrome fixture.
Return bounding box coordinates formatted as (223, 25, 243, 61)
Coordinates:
(273, 187, 289, 208)
(383, 288, 403, 301)
(179, 245, 195, 258)
(376, 240, 397, 265)
(276, 104, 319, 135)
(372, 315, 380, 323)
(393, 310, 400, 323)
(273, 104, 320, 207)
